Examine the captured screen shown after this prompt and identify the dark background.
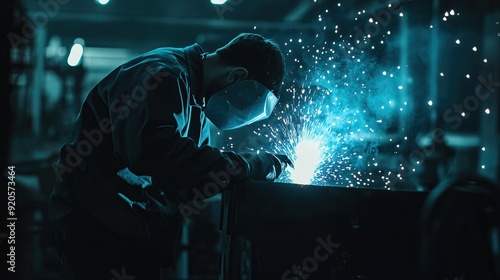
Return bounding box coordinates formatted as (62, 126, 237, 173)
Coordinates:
(1, 0, 499, 279)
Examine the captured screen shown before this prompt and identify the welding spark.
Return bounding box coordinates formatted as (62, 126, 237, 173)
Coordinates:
(216, 2, 488, 189)
(259, 14, 409, 187)
(289, 139, 323, 184)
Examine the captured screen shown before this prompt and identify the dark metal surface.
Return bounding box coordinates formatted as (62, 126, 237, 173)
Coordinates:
(220, 181, 428, 280)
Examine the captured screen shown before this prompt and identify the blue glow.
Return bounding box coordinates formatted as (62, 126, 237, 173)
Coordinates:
(289, 139, 322, 184)
(214, 4, 489, 189)
(211, 0, 228, 4)
(265, 27, 411, 187)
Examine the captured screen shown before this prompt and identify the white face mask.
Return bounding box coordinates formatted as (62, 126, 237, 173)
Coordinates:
(204, 80, 279, 130)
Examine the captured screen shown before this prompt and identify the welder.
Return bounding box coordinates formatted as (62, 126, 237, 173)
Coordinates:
(49, 33, 292, 280)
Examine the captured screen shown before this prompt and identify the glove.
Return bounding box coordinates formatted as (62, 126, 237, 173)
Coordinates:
(237, 152, 293, 181)
(274, 154, 294, 169)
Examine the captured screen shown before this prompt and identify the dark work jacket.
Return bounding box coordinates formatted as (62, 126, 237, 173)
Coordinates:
(49, 44, 247, 267)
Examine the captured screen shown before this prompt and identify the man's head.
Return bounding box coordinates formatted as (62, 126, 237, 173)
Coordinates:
(202, 33, 285, 99)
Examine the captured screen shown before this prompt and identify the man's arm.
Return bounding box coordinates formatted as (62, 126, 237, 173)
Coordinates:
(109, 69, 273, 202)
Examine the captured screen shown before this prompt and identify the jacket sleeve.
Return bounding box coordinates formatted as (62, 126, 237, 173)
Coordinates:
(109, 68, 250, 202)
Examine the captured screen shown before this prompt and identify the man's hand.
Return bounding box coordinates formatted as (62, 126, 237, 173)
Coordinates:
(274, 154, 294, 169)
(237, 152, 293, 181)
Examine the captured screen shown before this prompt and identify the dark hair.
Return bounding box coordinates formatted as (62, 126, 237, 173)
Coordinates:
(216, 33, 285, 95)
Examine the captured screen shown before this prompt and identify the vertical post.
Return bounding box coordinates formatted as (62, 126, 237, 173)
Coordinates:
(428, 0, 440, 128)
(176, 222, 190, 278)
(31, 26, 46, 137)
(478, 9, 500, 181)
(399, 11, 409, 132)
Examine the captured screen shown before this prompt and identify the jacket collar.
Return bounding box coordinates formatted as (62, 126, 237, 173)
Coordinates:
(184, 43, 206, 108)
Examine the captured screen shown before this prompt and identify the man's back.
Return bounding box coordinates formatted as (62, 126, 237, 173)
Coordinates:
(47, 33, 289, 279)
(49, 45, 211, 273)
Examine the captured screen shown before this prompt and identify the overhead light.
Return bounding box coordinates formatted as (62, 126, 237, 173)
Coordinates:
(211, 0, 227, 4)
(96, 0, 110, 5)
(67, 38, 85, 67)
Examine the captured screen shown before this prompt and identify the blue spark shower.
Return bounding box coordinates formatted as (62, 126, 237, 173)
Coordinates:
(216, 2, 491, 188)
(265, 15, 412, 187)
